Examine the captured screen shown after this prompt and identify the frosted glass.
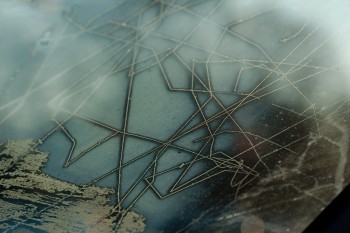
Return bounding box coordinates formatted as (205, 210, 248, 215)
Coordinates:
(0, 0, 350, 232)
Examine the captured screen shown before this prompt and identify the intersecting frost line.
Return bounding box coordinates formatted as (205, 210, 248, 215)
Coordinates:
(1, 0, 349, 230)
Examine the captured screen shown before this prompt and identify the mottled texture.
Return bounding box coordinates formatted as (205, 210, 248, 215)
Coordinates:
(1, 0, 350, 232)
(185, 104, 350, 233)
(0, 140, 145, 233)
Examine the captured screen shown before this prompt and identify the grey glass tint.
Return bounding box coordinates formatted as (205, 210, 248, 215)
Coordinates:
(0, 0, 350, 232)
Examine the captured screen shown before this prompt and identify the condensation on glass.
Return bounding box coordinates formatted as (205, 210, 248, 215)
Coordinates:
(0, 0, 350, 232)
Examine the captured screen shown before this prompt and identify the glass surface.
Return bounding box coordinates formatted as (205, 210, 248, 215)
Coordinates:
(0, 0, 350, 232)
